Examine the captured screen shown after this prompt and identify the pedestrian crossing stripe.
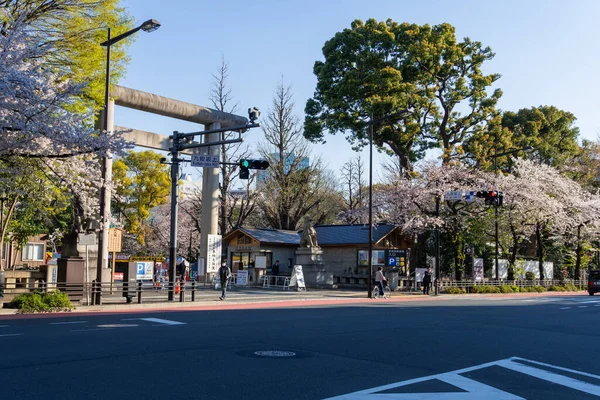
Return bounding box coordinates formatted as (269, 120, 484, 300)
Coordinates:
(324, 357, 600, 399)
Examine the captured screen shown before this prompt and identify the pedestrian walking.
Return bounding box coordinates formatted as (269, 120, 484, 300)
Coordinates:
(375, 266, 387, 297)
(423, 267, 432, 295)
(218, 261, 232, 300)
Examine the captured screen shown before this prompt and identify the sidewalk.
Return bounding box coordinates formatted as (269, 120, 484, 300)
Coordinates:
(0, 287, 585, 318)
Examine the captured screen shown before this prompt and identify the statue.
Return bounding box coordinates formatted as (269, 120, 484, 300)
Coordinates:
(300, 216, 319, 249)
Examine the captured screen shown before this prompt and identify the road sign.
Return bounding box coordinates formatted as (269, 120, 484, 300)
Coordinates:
(191, 154, 219, 168)
(444, 190, 464, 201)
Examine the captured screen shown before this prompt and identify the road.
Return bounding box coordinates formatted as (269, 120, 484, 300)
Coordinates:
(0, 294, 599, 399)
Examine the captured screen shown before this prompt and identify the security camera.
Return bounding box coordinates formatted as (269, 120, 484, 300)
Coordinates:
(248, 107, 260, 123)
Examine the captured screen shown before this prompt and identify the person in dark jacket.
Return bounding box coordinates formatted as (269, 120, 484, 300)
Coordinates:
(218, 262, 232, 300)
(422, 267, 432, 295)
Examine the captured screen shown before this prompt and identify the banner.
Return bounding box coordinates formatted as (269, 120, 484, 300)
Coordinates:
(207, 234, 222, 274)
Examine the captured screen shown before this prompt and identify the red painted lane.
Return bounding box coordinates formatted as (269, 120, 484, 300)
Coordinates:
(0, 291, 586, 321)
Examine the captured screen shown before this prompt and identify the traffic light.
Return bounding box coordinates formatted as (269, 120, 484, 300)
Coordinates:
(474, 190, 504, 206)
(240, 159, 270, 170)
(238, 159, 270, 180)
(486, 191, 504, 206)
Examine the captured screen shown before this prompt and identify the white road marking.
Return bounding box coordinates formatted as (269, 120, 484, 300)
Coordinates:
(574, 300, 600, 304)
(0, 325, 9, 328)
(497, 358, 600, 396)
(0, 333, 24, 337)
(577, 306, 588, 308)
(123, 318, 186, 326)
(96, 324, 139, 328)
(324, 357, 600, 399)
(559, 307, 571, 310)
(70, 328, 112, 332)
(49, 321, 87, 325)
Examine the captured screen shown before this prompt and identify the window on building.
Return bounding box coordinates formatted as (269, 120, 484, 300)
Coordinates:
(23, 243, 44, 261)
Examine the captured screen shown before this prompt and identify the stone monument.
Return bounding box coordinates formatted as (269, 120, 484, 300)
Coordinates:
(295, 216, 333, 288)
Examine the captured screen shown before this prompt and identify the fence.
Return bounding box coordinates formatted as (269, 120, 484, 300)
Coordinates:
(436, 279, 587, 291)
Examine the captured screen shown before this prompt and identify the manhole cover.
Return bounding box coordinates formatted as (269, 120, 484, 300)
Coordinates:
(253, 350, 296, 358)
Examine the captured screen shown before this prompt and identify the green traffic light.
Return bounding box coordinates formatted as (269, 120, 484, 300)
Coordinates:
(241, 159, 250, 168)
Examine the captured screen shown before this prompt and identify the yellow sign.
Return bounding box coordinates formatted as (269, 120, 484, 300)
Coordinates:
(129, 256, 166, 262)
(108, 228, 123, 252)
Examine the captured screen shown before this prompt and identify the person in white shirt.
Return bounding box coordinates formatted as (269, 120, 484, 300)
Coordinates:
(375, 267, 387, 297)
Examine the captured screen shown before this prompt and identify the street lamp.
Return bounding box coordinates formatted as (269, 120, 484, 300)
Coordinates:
(95, 19, 161, 304)
(492, 145, 534, 281)
(368, 109, 412, 298)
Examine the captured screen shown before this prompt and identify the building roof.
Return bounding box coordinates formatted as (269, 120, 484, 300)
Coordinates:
(238, 227, 301, 245)
(314, 224, 396, 246)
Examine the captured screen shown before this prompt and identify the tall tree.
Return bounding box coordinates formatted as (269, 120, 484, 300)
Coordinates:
(112, 151, 170, 246)
(258, 80, 338, 230)
(304, 19, 501, 174)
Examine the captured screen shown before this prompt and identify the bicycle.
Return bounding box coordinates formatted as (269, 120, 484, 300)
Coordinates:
(372, 283, 391, 299)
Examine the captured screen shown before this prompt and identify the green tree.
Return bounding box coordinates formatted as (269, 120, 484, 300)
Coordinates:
(305, 19, 501, 174)
(1, 0, 134, 110)
(112, 151, 170, 245)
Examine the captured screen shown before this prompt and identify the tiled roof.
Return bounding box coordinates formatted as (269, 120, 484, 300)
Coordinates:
(230, 224, 397, 246)
(314, 224, 396, 246)
(239, 227, 301, 245)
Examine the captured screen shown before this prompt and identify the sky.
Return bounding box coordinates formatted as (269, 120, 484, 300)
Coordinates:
(115, 0, 600, 187)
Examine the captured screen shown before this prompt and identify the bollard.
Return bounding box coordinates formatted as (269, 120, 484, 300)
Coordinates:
(137, 281, 142, 304)
(179, 280, 185, 302)
(191, 281, 196, 302)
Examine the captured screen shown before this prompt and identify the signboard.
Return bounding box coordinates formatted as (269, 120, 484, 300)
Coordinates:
(206, 234, 222, 274)
(130, 256, 165, 262)
(415, 267, 427, 283)
(107, 228, 123, 252)
(236, 270, 249, 286)
(135, 261, 153, 280)
(78, 233, 96, 246)
(114, 272, 124, 281)
(386, 249, 407, 273)
(255, 255, 267, 269)
(191, 154, 219, 168)
(444, 191, 463, 201)
(289, 265, 306, 291)
(358, 250, 385, 266)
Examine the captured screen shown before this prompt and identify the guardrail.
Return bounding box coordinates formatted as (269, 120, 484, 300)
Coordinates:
(260, 275, 290, 289)
(436, 279, 587, 289)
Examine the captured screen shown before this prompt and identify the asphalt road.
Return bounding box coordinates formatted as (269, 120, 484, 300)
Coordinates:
(0, 295, 599, 399)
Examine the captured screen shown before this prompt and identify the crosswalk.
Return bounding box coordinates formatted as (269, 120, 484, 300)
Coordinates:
(461, 295, 600, 310)
(325, 357, 600, 399)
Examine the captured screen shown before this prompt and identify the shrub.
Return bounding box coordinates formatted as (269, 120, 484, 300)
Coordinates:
(499, 285, 520, 293)
(10, 290, 74, 313)
(446, 287, 466, 294)
(563, 284, 580, 292)
(525, 271, 535, 281)
(472, 285, 500, 294)
(548, 285, 566, 292)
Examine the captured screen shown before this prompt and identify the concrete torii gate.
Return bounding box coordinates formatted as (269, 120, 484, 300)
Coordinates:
(97, 84, 249, 294)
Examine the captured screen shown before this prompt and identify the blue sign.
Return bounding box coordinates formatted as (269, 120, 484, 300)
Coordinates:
(136, 262, 145, 274)
(388, 257, 397, 267)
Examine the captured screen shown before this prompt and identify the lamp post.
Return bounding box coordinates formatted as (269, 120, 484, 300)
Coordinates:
(367, 109, 411, 298)
(492, 145, 533, 281)
(95, 19, 161, 304)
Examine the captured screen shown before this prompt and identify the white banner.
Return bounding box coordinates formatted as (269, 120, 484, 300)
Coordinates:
(415, 268, 427, 283)
(206, 234, 222, 274)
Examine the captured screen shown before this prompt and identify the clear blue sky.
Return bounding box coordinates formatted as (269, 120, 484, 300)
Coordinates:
(116, 0, 600, 183)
